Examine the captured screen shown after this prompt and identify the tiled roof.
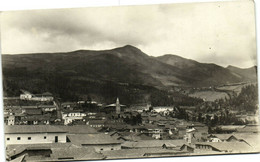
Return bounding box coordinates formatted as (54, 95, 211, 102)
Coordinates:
(231, 133, 260, 149)
(7, 143, 104, 161)
(50, 147, 104, 160)
(6, 143, 80, 157)
(55, 125, 98, 134)
(24, 108, 42, 115)
(88, 119, 106, 124)
(67, 134, 121, 145)
(5, 125, 67, 134)
(102, 148, 186, 159)
(62, 109, 84, 113)
(195, 142, 254, 152)
(209, 134, 233, 140)
(122, 139, 186, 148)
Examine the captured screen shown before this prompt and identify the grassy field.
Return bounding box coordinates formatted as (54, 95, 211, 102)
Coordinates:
(189, 90, 229, 101)
(188, 83, 256, 102)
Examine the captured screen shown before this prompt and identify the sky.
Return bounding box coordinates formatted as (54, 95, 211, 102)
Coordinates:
(0, 0, 257, 68)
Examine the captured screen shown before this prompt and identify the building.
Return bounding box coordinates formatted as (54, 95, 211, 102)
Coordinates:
(6, 143, 104, 161)
(104, 98, 126, 114)
(19, 90, 33, 100)
(67, 134, 122, 152)
(5, 125, 67, 145)
(39, 104, 57, 112)
(87, 120, 106, 128)
(152, 106, 174, 113)
(195, 142, 253, 153)
(21, 114, 53, 125)
(20, 90, 54, 101)
(61, 110, 86, 125)
(121, 140, 186, 149)
(7, 116, 15, 125)
(183, 125, 196, 144)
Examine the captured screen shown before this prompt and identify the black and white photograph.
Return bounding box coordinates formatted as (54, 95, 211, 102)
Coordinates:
(0, 0, 259, 161)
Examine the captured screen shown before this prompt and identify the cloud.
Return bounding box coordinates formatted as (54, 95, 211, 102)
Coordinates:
(0, 1, 257, 68)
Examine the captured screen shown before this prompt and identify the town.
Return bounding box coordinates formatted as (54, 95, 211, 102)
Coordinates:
(3, 87, 260, 161)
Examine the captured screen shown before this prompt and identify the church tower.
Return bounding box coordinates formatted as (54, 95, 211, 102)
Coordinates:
(116, 97, 120, 114)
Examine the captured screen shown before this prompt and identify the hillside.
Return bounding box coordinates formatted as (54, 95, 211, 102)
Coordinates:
(156, 54, 257, 86)
(1, 45, 257, 104)
(227, 65, 257, 82)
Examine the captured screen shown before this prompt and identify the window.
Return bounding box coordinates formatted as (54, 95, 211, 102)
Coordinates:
(44, 136, 47, 139)
(55, 136, 58, 143)
(111, 148, 114, 150)
(7, 138, 10, 141)
(100, 148, 103, 151)
(17, 137, 21, 140)
(28, 137, 31, 140)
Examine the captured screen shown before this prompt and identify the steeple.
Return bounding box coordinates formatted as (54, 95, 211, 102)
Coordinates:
(116, 97, 120, 114)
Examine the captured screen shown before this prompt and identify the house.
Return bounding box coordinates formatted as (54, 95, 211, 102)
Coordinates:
(39, 104, 57, 112)
(195, 142, 253, 153)
(55, 125, 98, 134)
(180, 144, 194, 153)
(61, 102, 77, 110)
(129, 103, 151, 113)
(23, 108, 42, 115)
(67, 134, 122, 152)
(20, 90, 54, 101)
(20, 90, 33, 100)
(102, 148, 187, 159)
(21, 114, 53, 125)
(5, 125, 67, 145)
(121, 139, 186, 149)
(7, 116, 15, 125)
(87, 120, 106, 128)
(6, 143, 104, 161)
(50, 146, 104, 161)
(152, 106, 174, 113)
(230, 133, 260, 150)
(207, 134, 233, 142)
(61, 110, 86, 125)
(32, 92, 54, 101)
(5, 114, 26, 126)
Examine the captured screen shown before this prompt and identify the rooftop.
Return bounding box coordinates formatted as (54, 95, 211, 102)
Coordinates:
(122, 139, 186, 148)
(5, 125, 67, 134)
(102, 148, 186, 159)
(54, 125, 98, 134)
(195, 142, 254, 152)
(67, 134, 121, 145)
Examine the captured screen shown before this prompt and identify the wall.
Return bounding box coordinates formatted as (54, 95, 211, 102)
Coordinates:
(5, 132, 67, 145)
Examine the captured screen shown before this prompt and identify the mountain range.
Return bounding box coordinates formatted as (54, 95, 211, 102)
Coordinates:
(1, 45, 257, 103)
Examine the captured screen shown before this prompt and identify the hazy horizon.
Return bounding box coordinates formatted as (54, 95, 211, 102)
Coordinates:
(0, 1, 257, 68)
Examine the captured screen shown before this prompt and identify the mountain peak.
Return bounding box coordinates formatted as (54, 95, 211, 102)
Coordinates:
(122, 44, 138, 49)
(116, 45, 142, 51)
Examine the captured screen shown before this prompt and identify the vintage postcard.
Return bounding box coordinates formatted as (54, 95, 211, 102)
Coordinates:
(0, 1, 259, 161)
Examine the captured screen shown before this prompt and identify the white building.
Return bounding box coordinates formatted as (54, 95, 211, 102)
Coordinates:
(152, 106, 174, 113)
(5, 125, 67, 145)
(62, 110, 86, 125)
(7, 116, 15, 125)
(20, 91, 33, 100)
(20, 90, 54, 101)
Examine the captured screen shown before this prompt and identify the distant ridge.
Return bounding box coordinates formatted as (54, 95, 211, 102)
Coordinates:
(2, 45, 257, 102)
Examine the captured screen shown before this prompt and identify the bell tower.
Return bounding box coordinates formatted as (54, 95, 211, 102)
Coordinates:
(116, 97, 120, 114)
